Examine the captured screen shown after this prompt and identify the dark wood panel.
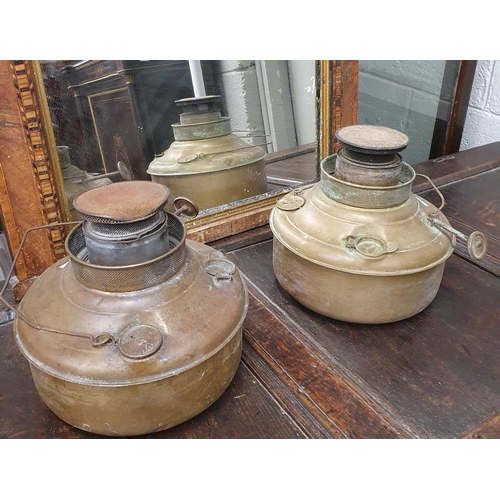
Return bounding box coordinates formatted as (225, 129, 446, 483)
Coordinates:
(228, 241, 500, 438)
(243, 288, 411, 439)
(419, 168, 500, 275)
(443, 61, 477, 155)
(465, 412, 500, 439)
(0, 322, 305, 439)
(266, 151, 316, 184)
(412, 141, 500, 193)
(241, 330, 338, 439)
(210, 225, 274, 253)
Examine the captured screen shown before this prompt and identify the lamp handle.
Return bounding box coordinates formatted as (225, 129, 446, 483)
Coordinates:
(0, 222, 115, 347)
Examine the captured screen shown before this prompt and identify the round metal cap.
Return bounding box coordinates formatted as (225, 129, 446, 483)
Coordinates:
(175, 95, 221, 112)
(173, 197, 199, 218)
(73, 181, 170, 223)
(117, 161, 133, 181)
(336, 125, 409, 155)
(118, 325, 163, 359)
(276, 194, 306, 211)
(468, 231, 487, 260)
(205, 259, 236, 281)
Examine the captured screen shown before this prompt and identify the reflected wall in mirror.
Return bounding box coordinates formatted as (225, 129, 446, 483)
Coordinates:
(358, 60, 467, 165)
(41, 60, 317, 219)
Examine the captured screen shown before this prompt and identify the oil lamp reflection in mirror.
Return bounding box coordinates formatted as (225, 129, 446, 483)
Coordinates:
(147, 95, 268, 211)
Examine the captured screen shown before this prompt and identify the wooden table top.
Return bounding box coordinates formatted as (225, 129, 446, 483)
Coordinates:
(1, 142, 499, 439)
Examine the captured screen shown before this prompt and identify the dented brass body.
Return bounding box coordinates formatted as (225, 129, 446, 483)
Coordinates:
(271, 178, 454, 324)
(270, 125, 465, 324)
(14, 182, 248, 436)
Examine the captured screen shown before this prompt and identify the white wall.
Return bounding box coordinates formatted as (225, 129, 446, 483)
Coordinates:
(217, 60, 316, 153)
(460, 60, 500, 150)
(358, 61, 450, 165)
(217, 60, 267, 148)
(218, 60, 500, 159)
(288, 60, 316, 145)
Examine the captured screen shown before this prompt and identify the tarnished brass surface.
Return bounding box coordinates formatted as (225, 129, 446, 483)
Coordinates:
(271, 184, 454, 276)
(147, 96, 267, 211)
(273, 239, 446, 324)
(151, 160, 268, 212)
(270, 152, 456, 324)
(335, 148, 402, 187)
(333, 125, 409, 188)
(321, 155, 416, 209)
(15, 236, 248, 436)
(27, 332, 241, 436)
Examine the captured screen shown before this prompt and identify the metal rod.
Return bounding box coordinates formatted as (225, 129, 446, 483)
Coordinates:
(430, 217, 488, 260)
(0, 222, 115, 346)
(174, 205, 188, 216)
(73, 171, 120, 184)
(431, 218, 467, 242)
(188, 61, 206, 97)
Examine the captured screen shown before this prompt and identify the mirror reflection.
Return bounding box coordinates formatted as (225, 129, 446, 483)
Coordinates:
(358, 60, 461, 165)
(41, 60, 317, 219)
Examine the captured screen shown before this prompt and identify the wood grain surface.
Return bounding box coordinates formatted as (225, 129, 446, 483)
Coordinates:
(419, 168, 500, 276)
(228, 242, 500, 438)
(0, 320, 305, 439)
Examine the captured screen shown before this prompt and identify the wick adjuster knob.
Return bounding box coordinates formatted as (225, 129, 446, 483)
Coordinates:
(430, 218, 487, 261)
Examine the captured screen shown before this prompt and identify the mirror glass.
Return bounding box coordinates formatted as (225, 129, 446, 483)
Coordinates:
(358, 60, 461, 165)
(41, 60, 317, 220)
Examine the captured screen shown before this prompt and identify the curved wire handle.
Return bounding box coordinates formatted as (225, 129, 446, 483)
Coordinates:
(0, 222, 115, 347)
(416, 173, 446, 215)
(416, 173, 488, 260)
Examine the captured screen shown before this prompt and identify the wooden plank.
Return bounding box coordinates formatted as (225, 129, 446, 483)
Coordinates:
(210, 225, 274, 254)
(228, 240, 500, 438)
(265, 142, 315, 164)
(444, 61, 477, 155)
(0, 60, 65, 288)
(412, 141, 500, 193)
(187, 202, 274, 244)
(418, 167, 500, 276)
(0, 162, 27, 280)
(242, 287, 411, 438)
(464, 412, 500, 439)
(0, 61, 54, 280)
(241, 334, 337, 439)
(0, 321, 305, 439)
(266, 150, 316, 183)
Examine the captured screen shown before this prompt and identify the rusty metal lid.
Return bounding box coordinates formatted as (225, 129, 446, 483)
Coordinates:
(336, 125, 409, 155)
(73, 181, 170, 223)
(118, 325, 163, 359)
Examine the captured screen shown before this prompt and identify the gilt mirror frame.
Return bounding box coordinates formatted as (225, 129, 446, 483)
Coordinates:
(0, 60, 474, 297)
